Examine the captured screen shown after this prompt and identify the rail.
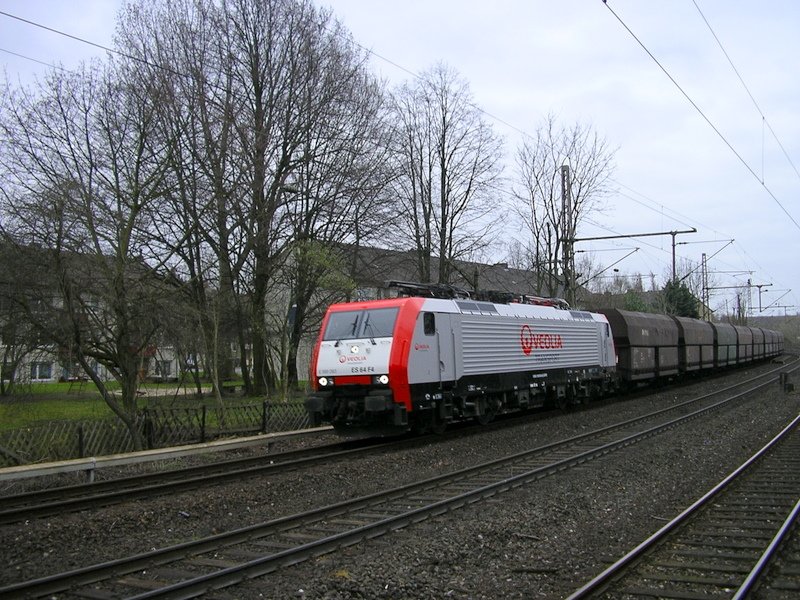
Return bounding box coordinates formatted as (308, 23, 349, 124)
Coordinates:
(568, 410, 800, 599)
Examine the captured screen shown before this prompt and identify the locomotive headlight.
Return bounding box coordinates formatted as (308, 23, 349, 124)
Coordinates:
(377, 374, 389, 385)
(318, 377, 333, 387)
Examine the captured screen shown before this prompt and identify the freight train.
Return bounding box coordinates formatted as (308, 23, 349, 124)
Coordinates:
(304, 281, 784, 435)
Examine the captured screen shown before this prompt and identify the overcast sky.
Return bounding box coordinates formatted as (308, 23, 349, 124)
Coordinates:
(1, 1, 798, 317)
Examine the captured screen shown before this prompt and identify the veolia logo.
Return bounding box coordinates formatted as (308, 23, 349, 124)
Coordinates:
(339, 355, 366, 363)
(520, 325, 535, 355)
(520, 324, 564, 355)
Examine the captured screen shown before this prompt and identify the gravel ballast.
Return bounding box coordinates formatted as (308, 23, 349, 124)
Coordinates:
(1, 363, 798, 599)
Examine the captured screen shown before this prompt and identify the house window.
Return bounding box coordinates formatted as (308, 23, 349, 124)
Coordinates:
(355, 288, 377, 301)
(31, 362, 52, 380)
(156, 360, 172, 377)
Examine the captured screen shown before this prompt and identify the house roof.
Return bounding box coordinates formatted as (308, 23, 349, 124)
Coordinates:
(339, 244, 566, 299)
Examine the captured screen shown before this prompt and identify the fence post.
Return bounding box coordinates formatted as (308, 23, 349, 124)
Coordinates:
(261, 401, 269, 433)
(201, 405, 207, 443)
(78, 424, 86, 458)
(144, 408, 154, 449)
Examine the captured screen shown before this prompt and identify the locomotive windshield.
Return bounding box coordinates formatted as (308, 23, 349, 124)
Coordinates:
(323, 307, 399, 341)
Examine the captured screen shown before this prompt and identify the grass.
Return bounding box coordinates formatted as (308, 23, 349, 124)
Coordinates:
(0, 379, 307, 431)
(0, 396, 117, 430)
(0, 380, 185, 431)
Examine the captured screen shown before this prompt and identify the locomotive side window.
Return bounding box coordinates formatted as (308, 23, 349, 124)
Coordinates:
(423, 312, 435, 335)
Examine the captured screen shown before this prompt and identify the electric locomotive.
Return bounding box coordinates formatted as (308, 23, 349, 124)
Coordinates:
(304, 282, 617, 434)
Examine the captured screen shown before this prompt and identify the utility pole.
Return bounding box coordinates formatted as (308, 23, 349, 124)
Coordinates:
(761, 289, 790, 313)
(561, 164, 575, 307)
(707, 281, 770, 324)
(572, 228, 697, 295)
(671, 232, 679, 282)
(754, 282, 773, 312)
(701, 253, 709, 320)
(747, 279, 752, 316)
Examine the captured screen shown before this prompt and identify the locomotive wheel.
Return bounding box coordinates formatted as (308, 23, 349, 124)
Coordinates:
(474, 397, 496, 426)
(548, 386, 570, 411)
(431, 410, 448, 434)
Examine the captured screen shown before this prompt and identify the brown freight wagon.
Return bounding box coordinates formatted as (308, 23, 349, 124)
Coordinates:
(710, 322, 737, 367)
(734, 325, 754, 364)
(751, 327, 765, 360)
(672, 316, 714, 372)
(598, 309, 679, 381)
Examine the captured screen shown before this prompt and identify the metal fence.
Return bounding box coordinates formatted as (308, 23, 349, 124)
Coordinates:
(0, 401, 311, 467)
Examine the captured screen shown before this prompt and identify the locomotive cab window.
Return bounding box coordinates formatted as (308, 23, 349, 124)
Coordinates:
(423, 312, 435, 335)
(323, 308, 399, 341)
(324, 310, 360, 341)
(362, 308, 399, 338)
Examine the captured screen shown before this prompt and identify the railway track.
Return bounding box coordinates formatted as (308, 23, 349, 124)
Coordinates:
(753, 508, 800, 599)
(568, 412, 800, 599)
(0, 406, 567, 525)
(0, 437, 411, 525)
(0, 362, 788, 527)
(2, 360, 795, 599)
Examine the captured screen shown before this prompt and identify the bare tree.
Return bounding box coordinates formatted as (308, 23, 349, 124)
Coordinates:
(115, 0, 254, 400)
(0, 61, 175, 449)
(279, 65, 395, 388)
(673, 257, 711, 299)
(574, 251, 603, 295)
(0, 262, 44, 395)
(390, 63, 504, 284)
(513, 114, 615, 297)
(116, 0, 393, 394)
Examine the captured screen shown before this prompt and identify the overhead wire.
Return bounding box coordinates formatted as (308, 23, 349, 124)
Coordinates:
(601, 0, 798, 308)
(0, 9, 208, 85)
(691, 0, 800, 184)
(612, 179, 722, 235)
(0, 46, 66, 71)
(601, 0, 800, 233)
(609, 182, 782, 289)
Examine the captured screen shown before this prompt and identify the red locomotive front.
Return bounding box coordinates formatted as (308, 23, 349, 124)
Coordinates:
(305, 297, 424, 434)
